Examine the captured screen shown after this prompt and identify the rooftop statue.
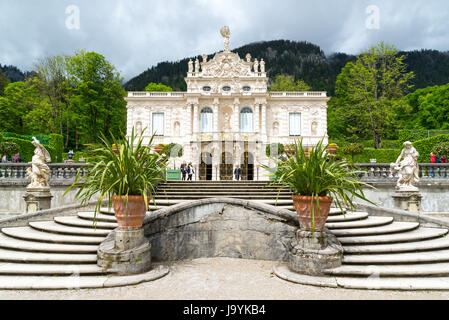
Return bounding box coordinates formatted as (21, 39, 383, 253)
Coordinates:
(27, 137, 51, 188)
(391, 141, 420, 191)
(220, 26, 231, 52)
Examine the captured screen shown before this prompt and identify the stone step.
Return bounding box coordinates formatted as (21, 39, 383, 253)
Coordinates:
(0, 233, 98, 253)
(156, 191, 291, 196)
(326, 211, 368, 222)
(55, 216, 118, 230)
(343, 237, 449, 254)
(335, 276, 449, 291)
(342, 248, 449, 264)
(0, 263, 107, 275)
(325, 262, 449, 277)
(329, 208, 346, 216)
(326, 216, 393, 230)
(330, 222, 419, 237)
(77, 211, 117, 223)
(0, 247, 97, 264)
(0, 265, 169, 289)
(154, 195, 293, 200)
(2, 227, 105, 245)
(29, 221, 110, 237)
(338, 228, 448, 245)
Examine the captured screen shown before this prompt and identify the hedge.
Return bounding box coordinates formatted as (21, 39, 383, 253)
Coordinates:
(399, 130, 449, 143)
(413, 134, 449, 163)
(0, 133, 63, 163)
(2, 137, 56, 163)
(336, 147, 400, 163)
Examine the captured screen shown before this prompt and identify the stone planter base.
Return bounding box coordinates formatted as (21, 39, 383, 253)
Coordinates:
(392, 190, 422, 213)
(98, 228, 152, 275)
(288, 229, 343, 276)
(23, 187, 53, 213)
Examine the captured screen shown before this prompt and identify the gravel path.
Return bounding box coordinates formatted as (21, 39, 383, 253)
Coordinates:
(1, 257, 449, 300)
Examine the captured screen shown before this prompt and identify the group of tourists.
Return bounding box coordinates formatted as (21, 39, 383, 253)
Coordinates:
(179, 163, 243, 181)
(431, 152, 448, 164)
(180, 162, 195, 181)
(0, 153, 22, 163)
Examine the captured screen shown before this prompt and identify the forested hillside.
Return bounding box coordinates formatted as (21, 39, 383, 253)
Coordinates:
(123, 41, 449, 95)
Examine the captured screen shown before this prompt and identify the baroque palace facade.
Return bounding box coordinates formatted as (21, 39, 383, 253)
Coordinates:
(125, 27, 329, 181)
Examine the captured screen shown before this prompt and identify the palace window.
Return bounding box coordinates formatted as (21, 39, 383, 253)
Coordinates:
(152, 113, 164, 136)
(240, 107, 253, 133)
(203, 86, 211, 92)
(242, 86, 251, 91)
(200, 107, 213, 133)
(222, 86, 231, 92)
(289, 113, 301, 136)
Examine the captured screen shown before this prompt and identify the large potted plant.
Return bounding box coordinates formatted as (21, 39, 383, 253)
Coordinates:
(66, 128, 165, 229)
(263, 138, 373, 232)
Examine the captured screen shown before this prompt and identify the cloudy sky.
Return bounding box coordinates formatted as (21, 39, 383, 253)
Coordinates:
(1, 0, 448, 81)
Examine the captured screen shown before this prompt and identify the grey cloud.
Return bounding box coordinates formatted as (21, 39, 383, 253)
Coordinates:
(0, 0, 448, 81)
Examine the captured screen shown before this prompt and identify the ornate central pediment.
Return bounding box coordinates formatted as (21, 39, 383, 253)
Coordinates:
(201, 52, 252, 78)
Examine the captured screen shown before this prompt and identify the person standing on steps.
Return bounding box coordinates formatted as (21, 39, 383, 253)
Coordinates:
(187, 163, 194, 181)
(234, 165, 241, 181)
(181, 162, 187, 181)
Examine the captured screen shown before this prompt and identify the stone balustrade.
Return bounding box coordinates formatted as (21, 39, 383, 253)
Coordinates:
(128, 92, 185, 98)
(269, 92, 327, 97)
(0, 163, 90, 181)
(354, 163, 449, 179)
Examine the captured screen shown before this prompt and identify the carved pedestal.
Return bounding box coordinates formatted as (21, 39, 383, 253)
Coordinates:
(288, 229, 343, 276)
(97, 228, 152, 275)
(392, 190, 422, 213)
(23, 187, 53, 213)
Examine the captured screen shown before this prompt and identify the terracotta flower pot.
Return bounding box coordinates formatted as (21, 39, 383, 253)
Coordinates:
(292, 195, 333, 232)
(112, 195, 148, 230)
(326, 145, 338, 155)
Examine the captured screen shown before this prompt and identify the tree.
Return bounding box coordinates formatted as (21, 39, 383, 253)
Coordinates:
(334, 42, 414, 149)
(341, 143, 364, 163)
(268, 75, 311, 91)
(66, 50, 127, 146)
(144, 82, 173, 92)
(0, 80, 44, 134)
(0, 68, 9, 96)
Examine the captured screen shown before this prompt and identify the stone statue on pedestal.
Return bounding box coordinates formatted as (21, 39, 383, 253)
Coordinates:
(260, 59, 265, 73)
(220, 26, 231, 52)
(253, 59, 259, 73)
(194, 58, 200, 73)
(188, 59, 193, 73)
(391, 141, 420, 191)
(27, 137, 51, 188)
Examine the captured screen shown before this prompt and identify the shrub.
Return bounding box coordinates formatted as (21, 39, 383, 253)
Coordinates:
(413, 135, 449, 163)
(266, 143, 285, 158)
(399, 130, 449, 143)
(163, 143, 183, 158)
(48, 134, 64, 163)
(341, 143, 364, 162)
(0, 142, 20, 156)
(336, 147, 400, 163)
(432, 142, 449, 157)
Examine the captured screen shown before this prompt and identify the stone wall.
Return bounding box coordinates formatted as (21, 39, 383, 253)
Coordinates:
(143, 198, 298, 262)
(0, 181, 87, 217)
(360, 179, 449, 213)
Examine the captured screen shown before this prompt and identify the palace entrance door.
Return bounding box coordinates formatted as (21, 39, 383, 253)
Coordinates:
(241, 152, 254, 181)
(220, 152, 233, 180)
(199, 152, 212, 180)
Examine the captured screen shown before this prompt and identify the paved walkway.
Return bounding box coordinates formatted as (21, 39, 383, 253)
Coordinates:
(1, 257, 449, 300)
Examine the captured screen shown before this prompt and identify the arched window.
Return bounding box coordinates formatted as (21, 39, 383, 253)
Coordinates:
(200, 107, 213, 133)
(240, 107, 253, 133)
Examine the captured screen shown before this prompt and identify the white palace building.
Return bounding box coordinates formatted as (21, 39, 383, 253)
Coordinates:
(125, 27, 330, 181)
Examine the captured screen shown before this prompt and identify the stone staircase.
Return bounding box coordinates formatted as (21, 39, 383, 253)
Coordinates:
(0, 208, 167, 289)
(1, 181, 449, 290)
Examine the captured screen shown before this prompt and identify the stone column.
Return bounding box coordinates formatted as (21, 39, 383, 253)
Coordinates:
(233, 98, 240, 140)
(193, 103, 199, 135)
(213, 99, 219, 141)
(261, 103, 267, 143)
(254, 103, 260, 134)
